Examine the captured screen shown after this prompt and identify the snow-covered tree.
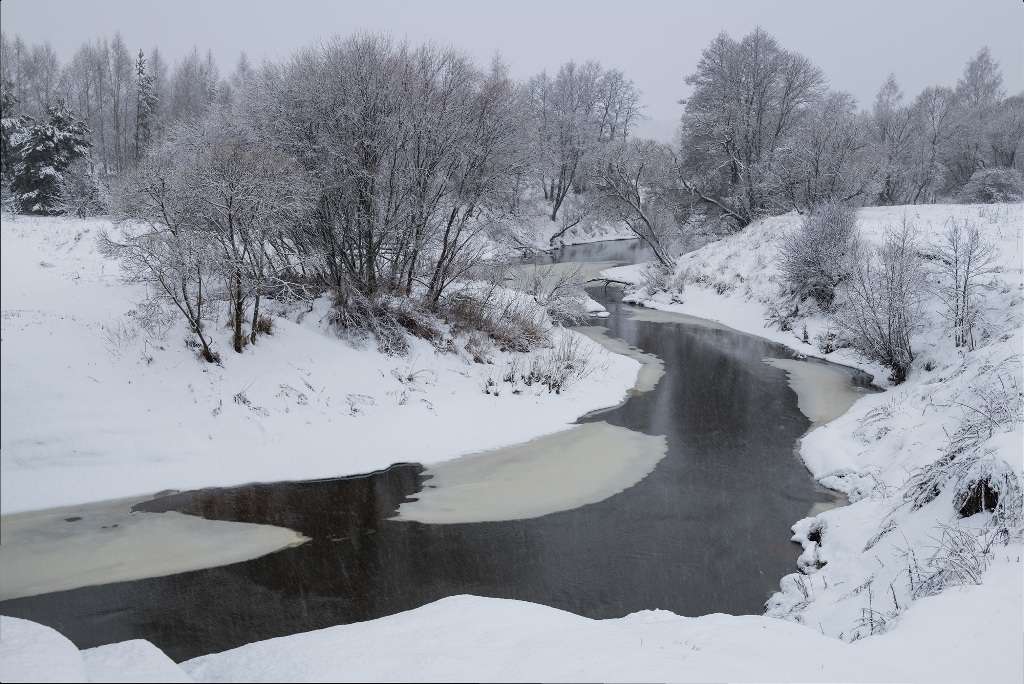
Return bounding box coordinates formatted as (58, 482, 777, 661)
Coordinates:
(596, 138, 681, 266)
(1, 79, 30, 188)
(778, 92, 876, 210)
(10, 101, 91, 214)
(134, 49, 156, 161)
(928, 219, 997, 349)
(832, 220, 925, 383)
(678, 28, 825, 227)
(527, 61, 639, 221)
(870, 75, 915, 205)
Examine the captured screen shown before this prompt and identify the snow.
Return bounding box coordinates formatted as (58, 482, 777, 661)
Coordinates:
(82, 640, 193, 683)
(512, 202, 637, 249)
(178, 570, 1020, 683)
(3, 205, 1021, 681)
(0, 616, 87, 683)
(1, 214, 640, 514)
(3, 565, 1020, 683)
(0, 616, 192, 683)
(602, 202, 1024, 651)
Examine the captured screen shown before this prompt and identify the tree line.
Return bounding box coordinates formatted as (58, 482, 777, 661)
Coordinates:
(1, 28, 1021, 365)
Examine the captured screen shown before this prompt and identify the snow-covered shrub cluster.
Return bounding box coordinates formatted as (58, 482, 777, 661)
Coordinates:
(55, 159, 110, 217)
(957, 168, 1024, 204)
(831, 219, 925, 383)
(778, 201, 857, 309)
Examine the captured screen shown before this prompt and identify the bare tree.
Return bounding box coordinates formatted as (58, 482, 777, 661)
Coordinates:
(678, 28, 825, 228)
(528, 61, 639, 221)
(831, 220, 925, 383)
(778, 92, 876, 210)
(928, 219, 998, 349)
(106, 136, 219, 362)
(596, 139, 680, 267)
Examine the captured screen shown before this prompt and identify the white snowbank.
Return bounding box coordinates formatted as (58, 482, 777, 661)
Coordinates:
(82, 639, 192, 683)
(179, 567, 1020, 683)
(0, 215, 640, 513)
(0, 616, 87, 683)
(4, 563, 1020, 683)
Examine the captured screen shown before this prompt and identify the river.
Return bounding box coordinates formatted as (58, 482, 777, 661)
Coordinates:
(0, 239, 874, 661)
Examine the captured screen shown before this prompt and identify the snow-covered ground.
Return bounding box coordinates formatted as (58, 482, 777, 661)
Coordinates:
(0, 214, 639, 513)
(3, 564, 1019, 683)
(2, 206, 1021, 682)
(601, 203, 1024, 659)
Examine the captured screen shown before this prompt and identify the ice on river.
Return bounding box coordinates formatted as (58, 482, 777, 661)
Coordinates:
(0, 497, 307, 600)
(393, 422, 666, 524)
(763, 357, 873, 428)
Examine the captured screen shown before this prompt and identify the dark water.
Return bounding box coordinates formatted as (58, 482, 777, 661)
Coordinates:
(0, 240, 852, 661)
(530, 237, 658, 265)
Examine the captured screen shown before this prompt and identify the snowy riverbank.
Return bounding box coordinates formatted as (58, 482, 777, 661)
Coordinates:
(601, 203, 1023, 658)
(0, 214, 640, 513)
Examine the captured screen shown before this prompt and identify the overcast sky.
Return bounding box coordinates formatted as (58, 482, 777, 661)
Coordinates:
(3, 0, 1021, 140)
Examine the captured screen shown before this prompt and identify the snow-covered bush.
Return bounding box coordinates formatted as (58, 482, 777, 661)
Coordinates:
(504, 333, 596, 394)
(441, 287, 549, 353)
(523, 265, 589, 326)
(831, 220, 925, 383)
(330, 285, 442, 356)
(956, 168, 1024, 204)
(640, 261, 675, 295)
(777, 201, 858, 309)
(907, 524, 1000, 600)
(56, 160, 110, 217)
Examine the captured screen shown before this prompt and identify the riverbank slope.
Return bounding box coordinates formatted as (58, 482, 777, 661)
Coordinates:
(0, 214, 639, 513)
(601, 203, 1023, 650)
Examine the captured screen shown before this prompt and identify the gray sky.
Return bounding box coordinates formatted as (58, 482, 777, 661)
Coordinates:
(3, 0, 1021, 140)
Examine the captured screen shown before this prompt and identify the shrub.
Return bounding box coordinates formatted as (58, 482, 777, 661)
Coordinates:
(254, 314, 274, 336)
(903, 364, 1022, 533)
(524, 265, 589, 325)
(778, 201, 858, 309)
(56, 160, 110, 217)
(831, 220, 924, 383)
(956, 167, 1024, 204)
(515, 334, 594, 393)
(441, 287, 549, 353)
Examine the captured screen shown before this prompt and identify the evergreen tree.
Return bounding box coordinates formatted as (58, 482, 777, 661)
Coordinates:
(1, 79, 31, 187)
(134, 49, 156, 161)
(11, 101, 91, 214)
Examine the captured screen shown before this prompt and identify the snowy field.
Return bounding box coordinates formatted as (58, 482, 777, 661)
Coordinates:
(0, 214, 639, 513)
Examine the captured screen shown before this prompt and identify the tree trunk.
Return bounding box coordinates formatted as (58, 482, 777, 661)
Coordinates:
(249, 290, 261, 345)
(233, 270, 244, 353)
